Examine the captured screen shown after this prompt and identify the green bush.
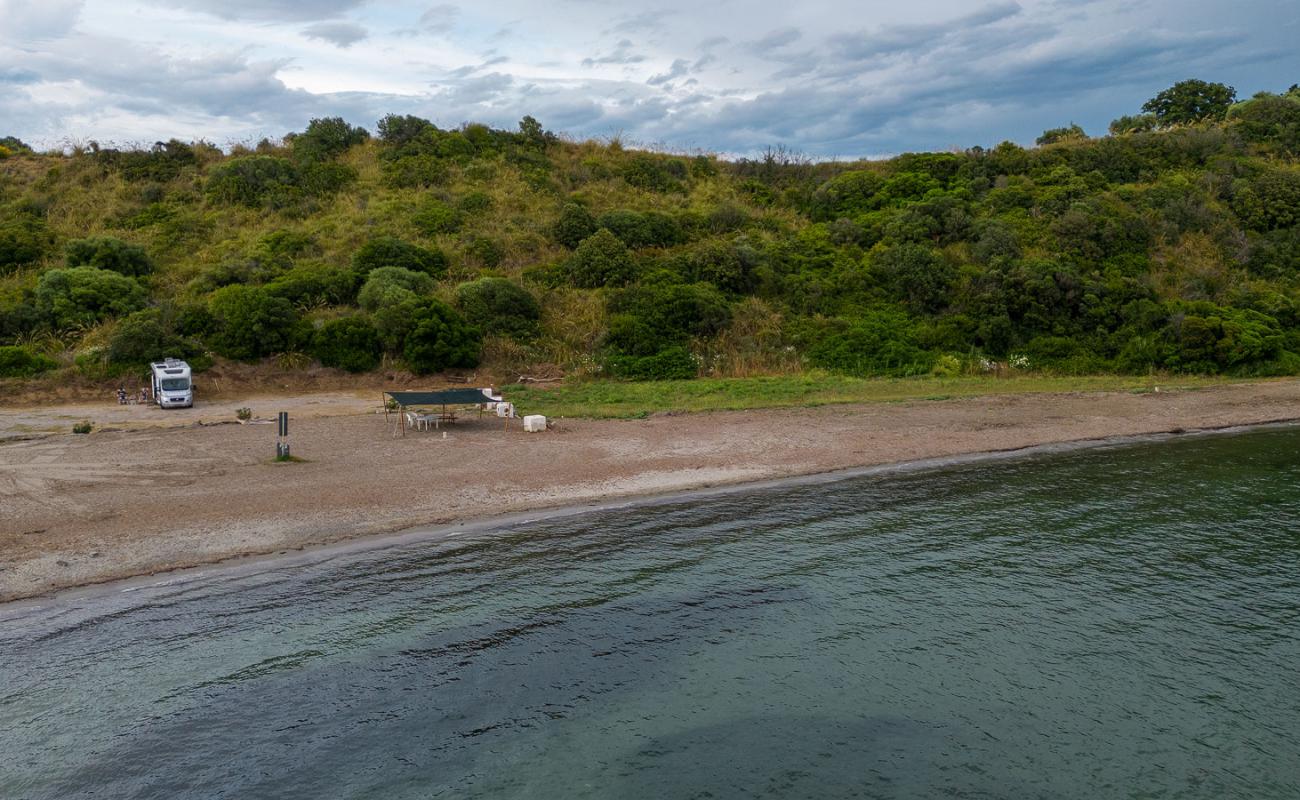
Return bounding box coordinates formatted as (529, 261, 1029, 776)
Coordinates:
(0, 345, 58, 378)
(606, 281, 731, 356)
(312, 315, 381, 372)
(596, 210, 685, 248)
(606, 345, 697, 380)
(357, 266, 435, 311)
(0, 214, 53, 275)
(455, 277, 540, 340)
(36, 267, 148, 329)
(352, 236, 447, 279)
(552, 202, 597, 248)
(290, 117, 368, 163)
(266, 263, 359, 307)
(401, 299, 481, 374)
(622, 153, 685, 192)
(568, 229, 636, 288)
(413, 198, 464, 235)
(206, 156, 302, 207)
(105, 309, 201, 369)
(65, 236, 155, 276)
(806, 311, 935, 377)
(207, 285, 297, 360)
(72, 420, 93, 435)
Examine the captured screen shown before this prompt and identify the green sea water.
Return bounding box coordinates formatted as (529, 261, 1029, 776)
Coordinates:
(3, 427, 1299, 799)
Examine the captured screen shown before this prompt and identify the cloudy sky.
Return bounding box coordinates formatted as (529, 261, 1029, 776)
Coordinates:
(1, 0, 1296, 157)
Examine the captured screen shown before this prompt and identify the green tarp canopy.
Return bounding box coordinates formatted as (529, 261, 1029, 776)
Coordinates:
(386, 389, 497, 407)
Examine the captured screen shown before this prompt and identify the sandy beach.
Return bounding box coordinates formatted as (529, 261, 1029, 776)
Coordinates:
(4, 380, 1300, 602)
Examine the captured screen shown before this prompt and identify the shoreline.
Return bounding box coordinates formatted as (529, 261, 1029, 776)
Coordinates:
(6, 418, 1296, 615)
(5, 381, 1300, 604)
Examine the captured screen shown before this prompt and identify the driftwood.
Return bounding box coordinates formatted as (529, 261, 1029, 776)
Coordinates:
(516, 375, 563, 384)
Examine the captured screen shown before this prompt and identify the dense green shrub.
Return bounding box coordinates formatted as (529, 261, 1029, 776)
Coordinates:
(552, 202, 597, 248)
(596, 210, 685, 248)
(352, 236, 446, 279)
(606, 282, 731, 356)
(455, 277, 540, 340)
(36, 267, 148, 329)
(1232, 169, 1300, 231)
(0, 214, 53, 274)
(0, 345, 58, 378)
(606, 346, 698, 380)
(357, 266, 435, 311)
(206, 156, 301, 207)
(413, 198, 463, 234)
(207, 285, 297, 360)
(568, 229, 636, 288)
(105, 309, 202, 369)
(290, 117, 369, 163)
(65, 237, 154, 276)
(622, 153, 685, 192)
(266, 263, 359, 307)
(401, 299, 481, 374)
(312, 315, 381, 372)
(805, 311, 934, 376)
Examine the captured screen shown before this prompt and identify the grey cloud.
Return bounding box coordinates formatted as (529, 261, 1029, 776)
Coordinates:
(751, 27, 802, 54)
(691, 54, 715, 72)
(302, 21, 369, 48)
(420, 4, 459, 34)
(150, 0, 366, 22)
(447, 56, 508, 78)
(582, 39, 646, 66)
(647, 58, 689, 86)
(697, 36, 728, 51)
(829, 2, 1022, 62)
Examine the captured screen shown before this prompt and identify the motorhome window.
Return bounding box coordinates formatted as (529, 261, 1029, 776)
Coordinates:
(160, 378, 189, 391)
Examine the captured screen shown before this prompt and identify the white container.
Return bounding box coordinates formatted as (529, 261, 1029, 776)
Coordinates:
(523, 414, 547, 432)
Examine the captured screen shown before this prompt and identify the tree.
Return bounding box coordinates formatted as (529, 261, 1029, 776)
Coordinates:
(1141, 79, 1237, 126)
(36, 267, 148, 329)
(568, 229, 636, 288)
(207, 285, 297, 360)
(65, 237, 154, 276)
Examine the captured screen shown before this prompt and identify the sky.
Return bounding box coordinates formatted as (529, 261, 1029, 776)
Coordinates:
(1, 0, 1296, 158)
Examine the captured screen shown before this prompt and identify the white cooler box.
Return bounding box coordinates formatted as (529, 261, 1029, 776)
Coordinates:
(523, 414, 547, 432)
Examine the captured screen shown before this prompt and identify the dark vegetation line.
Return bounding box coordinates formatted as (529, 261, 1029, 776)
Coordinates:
(2, 78, 1300, 385)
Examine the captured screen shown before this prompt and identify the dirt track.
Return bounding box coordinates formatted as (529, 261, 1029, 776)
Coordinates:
(4, 381, 1300, 602)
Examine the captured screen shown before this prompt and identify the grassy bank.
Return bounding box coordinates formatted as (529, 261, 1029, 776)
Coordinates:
(503, 373, 1252, 419)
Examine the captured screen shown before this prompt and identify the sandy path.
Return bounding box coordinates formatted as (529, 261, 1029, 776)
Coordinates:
(3, 381, 1300, 602)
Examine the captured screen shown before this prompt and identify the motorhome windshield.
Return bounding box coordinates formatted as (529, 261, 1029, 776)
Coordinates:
(160, 378, 189, 391)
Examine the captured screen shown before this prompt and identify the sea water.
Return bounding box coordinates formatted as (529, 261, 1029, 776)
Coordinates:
(2, 427, 1299, 799)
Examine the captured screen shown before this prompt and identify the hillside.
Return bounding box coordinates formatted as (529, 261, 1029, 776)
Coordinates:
(3, 80, 1300, 393)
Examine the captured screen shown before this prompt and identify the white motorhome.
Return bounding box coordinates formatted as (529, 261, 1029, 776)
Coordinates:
(149, 358, 193, 408)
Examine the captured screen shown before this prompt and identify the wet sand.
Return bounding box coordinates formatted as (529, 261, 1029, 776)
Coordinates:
(4, 381, 1300, 602)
